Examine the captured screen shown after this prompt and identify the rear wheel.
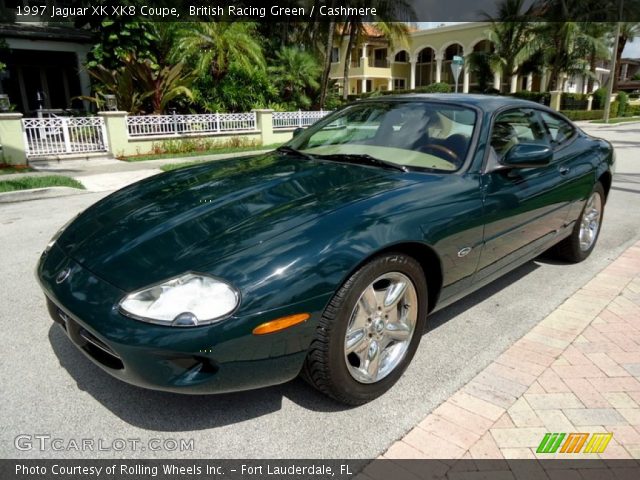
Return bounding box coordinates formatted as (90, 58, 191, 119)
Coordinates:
(303, 253, 427, 405)
(555, 182, 605, 263)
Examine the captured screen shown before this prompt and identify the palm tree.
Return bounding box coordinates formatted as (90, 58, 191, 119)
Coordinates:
(583, 22, 612, 91)
(319, 0, 338, 107)
(172, 22, 265, 80)
(269, 47, 322, 108)
(466, 51, 494, 92)
(532, 21, 609, 91)
(613, 22, 640, 91)
(483, 0, 535, 92)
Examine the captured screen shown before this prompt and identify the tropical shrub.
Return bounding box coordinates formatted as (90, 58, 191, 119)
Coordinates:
(415, 82, 452, 93)
(150, 136, 261, 156)
(268, 47, 322, 109)
(617, 91, 629, 117)
(192, 62, 277, 113)
(592, 87, 607, 110)
(82, 55, 194, 114)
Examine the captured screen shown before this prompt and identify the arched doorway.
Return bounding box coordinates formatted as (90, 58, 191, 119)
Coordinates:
(441, 43, 464, 86)
(469, 40, 494, 92)
(415, 47, 436, 87)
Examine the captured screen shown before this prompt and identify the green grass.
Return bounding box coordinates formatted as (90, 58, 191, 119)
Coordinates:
(122, 143, 281, 162)
(0, 165, 34, 175)
(0, 175, 85, 193)
(591, 116, 640, 124)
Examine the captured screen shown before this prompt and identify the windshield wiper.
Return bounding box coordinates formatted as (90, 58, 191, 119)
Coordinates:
(317, 153, 408, 172)
(275, 145, 315, 161)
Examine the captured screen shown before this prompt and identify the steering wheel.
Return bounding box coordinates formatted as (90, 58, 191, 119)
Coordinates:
(418, 144, 459, 163)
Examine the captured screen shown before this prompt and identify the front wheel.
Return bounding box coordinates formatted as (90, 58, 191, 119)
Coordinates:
(555, 182, 605, 263)
(302, 253, 428, 405)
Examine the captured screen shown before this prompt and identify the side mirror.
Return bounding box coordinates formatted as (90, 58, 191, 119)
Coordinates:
(292, 127, 304, 138)
(502, 143, 552, 169)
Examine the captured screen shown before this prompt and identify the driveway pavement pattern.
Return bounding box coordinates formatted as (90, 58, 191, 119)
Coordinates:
(359, 241, 640, 478)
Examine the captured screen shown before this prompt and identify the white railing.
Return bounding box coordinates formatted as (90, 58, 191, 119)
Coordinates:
(22, 117, 108, 157)
(272, 110, 330, 129)
(127, 112, 257, 137)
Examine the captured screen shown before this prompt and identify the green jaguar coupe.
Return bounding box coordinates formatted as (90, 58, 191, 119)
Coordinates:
(38, 95, 614, 405)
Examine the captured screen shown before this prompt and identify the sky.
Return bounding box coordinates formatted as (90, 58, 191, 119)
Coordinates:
(417, 22, 640, 58)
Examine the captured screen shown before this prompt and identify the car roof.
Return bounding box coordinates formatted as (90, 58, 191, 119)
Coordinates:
(363, 93, 549, 113)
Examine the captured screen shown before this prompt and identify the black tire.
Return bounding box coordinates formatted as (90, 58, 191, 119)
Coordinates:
(302, 253, 428, 405)
(554, 182, 605, 263)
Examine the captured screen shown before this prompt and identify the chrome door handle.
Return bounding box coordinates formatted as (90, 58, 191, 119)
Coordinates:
(558, 166, 570, 175)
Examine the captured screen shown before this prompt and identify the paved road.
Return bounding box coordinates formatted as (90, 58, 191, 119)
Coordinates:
(1, 123, 639, 459)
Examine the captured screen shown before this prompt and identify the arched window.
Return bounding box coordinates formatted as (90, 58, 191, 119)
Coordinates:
(415, 47, 436, 87)
(394, 51, 409, 63)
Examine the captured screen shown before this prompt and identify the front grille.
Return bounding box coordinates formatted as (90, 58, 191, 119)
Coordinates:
(46, 297, 124, 370)
(76, 326, 124, 370)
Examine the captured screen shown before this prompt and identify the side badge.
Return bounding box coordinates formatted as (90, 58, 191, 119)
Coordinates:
(56, 267, 71, 284)
(457, 247, 472, 258)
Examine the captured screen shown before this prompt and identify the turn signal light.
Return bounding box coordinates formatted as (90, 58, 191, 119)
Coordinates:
(252, 313, 310, 335)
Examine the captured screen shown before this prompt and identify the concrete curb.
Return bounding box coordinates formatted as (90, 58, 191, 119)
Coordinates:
(0, 186, 87, 203)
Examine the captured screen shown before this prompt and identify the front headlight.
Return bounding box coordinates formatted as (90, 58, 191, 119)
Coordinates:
(119, 273, 240, 327)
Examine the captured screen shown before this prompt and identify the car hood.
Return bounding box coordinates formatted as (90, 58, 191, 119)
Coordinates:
(57, 152, 406, 291)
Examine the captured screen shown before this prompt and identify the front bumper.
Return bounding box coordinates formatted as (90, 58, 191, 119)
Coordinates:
(37, 244, 330, 394)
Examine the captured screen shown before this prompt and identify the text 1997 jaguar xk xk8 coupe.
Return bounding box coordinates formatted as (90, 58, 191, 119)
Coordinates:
(38, 95, 614, 404)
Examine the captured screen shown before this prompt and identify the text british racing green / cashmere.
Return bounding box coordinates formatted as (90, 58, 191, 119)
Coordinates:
(37, 95, 614, 405)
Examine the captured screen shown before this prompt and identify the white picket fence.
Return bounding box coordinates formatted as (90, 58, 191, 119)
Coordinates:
(20, 110, 332, 157)
(22, 117, 108, 157)
(127, 112, 258, 137)
(272, 110, 330, 129)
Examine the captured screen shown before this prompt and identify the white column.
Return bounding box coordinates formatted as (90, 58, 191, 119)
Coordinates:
(582, 75, 588, 94)
(388, 78, 393, 91)
(361, 43, 368, 67)
(463, 68, 470, 93)
(526, 72, 533, 92)
(540, 68, 548, 92)
(510, 74, 518, 93)
(410, 59, 417, 90)
(361, 78, 367, 93)
(493, 72, 501, 91)
(435, 55, 442, 83)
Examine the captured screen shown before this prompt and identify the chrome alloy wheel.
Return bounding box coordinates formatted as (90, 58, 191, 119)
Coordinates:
(579, 192, 602, 251)
(344, 272, 418, 384)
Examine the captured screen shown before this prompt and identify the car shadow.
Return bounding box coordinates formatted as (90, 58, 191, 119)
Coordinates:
(49, 258, 543, 431)
(48, 325, 350, 432)
(425, 260, 539, 331)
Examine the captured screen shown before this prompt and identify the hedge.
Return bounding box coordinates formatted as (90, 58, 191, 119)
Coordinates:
(510, 91, 551, 104)
(560, 110, 603, 121)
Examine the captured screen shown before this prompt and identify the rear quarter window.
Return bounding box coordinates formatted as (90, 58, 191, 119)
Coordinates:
(540, 111, 575, 146)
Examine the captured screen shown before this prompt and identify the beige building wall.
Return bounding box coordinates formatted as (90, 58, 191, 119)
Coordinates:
(328, 22, 557, 95)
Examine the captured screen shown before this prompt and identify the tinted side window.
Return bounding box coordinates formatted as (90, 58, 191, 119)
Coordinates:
(540, 111, 575, 146)
(491, 109, 548, 158)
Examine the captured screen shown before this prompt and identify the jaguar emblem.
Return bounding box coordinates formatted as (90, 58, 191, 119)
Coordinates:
(55, 267, 71, 284)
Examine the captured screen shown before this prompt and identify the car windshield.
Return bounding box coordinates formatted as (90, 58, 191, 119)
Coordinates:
(287, 101, 477, 172)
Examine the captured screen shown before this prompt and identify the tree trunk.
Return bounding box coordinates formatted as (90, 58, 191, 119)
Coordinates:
(613, 37, 627, 92)
(588, 49, 597, 92)
(319, 19, 336, 107)
(342, 20, 357, 100)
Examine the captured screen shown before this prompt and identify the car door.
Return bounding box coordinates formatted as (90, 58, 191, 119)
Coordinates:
(475, 107, 570, 283)
(536, 109, 597, 227)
